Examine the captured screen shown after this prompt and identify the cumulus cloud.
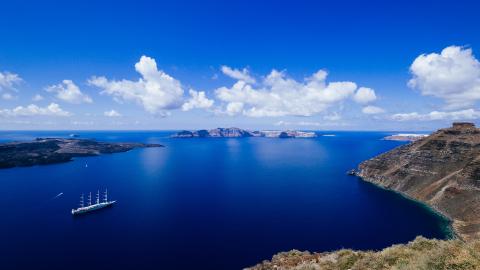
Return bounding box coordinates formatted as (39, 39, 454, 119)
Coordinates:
(0, 71, 22, 90)
(215, 69, 375, 117)
(0, 103, 71, 117)
(324, 112, 342, 121)
(2, 93, 15, 100)
(353, 87, 377, 104)
(391, 109, 480, 121)
(275, 120, 348, 128)
(225, 102, 244, 116)
(32, 94, 44, 101)
(221, 66, 256, 84)
(408, 46, 480, 109)
(45, 80, 92, 104)
(275, 120, 323, 127)
(181, 90, 214, 111)
(89, 56, 184, 115)
(362, 105, 385, 114)
(104, 109, 121, 117)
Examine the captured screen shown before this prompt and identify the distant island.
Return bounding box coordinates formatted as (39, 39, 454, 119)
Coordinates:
(383, 133, 429, 141)
(172, 127, 317, 138)
(0, 138, 163, 169)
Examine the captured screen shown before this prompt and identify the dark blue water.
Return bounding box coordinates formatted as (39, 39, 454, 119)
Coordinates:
(0, 131, 450, 269)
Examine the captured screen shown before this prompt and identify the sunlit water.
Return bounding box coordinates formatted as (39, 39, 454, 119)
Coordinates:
(0, 131, 450, 269)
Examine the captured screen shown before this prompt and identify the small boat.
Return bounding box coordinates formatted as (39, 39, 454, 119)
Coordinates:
(71, 189, 116, 215)
(347, 169, 357, 176)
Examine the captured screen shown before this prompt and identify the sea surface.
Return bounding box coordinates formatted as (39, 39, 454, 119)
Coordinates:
(0, 131, 450, 269)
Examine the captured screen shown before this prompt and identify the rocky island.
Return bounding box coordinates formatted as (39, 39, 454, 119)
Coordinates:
(383, 133, 429, 141)
(0, 138, 163, 169)
(172, 127, 316, 138)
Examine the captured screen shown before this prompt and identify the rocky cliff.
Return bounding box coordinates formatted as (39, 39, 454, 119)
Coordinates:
(356, 122, 480, 240)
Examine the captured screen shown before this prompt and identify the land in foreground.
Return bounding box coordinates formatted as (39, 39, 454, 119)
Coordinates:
(248, 236, 480, 270)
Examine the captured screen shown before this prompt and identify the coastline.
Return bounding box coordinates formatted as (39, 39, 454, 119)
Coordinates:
(355, 175, 457, 240)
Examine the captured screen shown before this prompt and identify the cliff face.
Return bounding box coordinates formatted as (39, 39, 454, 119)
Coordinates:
(357, 122, 480, 240)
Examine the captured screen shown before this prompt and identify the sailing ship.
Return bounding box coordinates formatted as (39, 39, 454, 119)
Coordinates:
(71, 189, 116, 215)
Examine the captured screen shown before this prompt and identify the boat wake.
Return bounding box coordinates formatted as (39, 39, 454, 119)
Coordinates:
(52, 192, 63, 200)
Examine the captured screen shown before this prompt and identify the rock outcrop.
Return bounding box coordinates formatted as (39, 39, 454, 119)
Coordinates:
(356, 122, 480, 240)
(0, 138, 163, 169)
(172, 127, 316, 138)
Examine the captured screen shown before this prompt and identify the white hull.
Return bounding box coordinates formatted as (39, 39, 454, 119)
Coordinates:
(71, 201, 116, 215)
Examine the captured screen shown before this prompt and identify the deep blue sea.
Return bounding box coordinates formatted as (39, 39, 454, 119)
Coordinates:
(0, 131, 450, 269)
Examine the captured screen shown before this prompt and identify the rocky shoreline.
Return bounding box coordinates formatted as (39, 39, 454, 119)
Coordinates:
(355, 122, 480, 241)
(249, 122, 480, 269)
(0, 138, 163, 169)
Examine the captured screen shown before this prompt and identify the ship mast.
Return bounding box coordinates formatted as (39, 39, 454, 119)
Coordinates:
(96, 190, 100, 204)
(104, 188, 108, 203)
(88, 192, 92, 206)
(79, 193, 84, 208)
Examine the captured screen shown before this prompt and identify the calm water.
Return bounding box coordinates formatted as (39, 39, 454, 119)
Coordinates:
(0, 131, 450, 269)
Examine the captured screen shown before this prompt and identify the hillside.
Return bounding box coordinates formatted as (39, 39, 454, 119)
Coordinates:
(247, 236, 480, 270)
(356, 122, 480, 240)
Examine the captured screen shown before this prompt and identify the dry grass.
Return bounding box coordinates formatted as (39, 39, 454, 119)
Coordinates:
(247, 237, 480, 270)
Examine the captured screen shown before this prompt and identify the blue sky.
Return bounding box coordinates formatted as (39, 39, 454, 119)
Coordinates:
(0, 0, 480, 130)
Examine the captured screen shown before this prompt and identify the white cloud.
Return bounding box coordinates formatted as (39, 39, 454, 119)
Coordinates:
(275, 120, 323, 127)
(408, 46, 480, 109)
(72, 121, 94, 126)
(353, 87, 377, 104)
(0, 103, 71, 117)
(221, 66, 256, 84)
(391, 109, 480, 121)
(32, 94, 44, 101)
(2, 93, 15, 100)
(45, 80, 92, 104)
(89, 55, 184, 114)
(274, 120, 348, 128)
(362, 105, 385, 114)
(225, 102, 244, 116)
(104, 109, 121, 117)
(181, 90, 214, 111)
(0, 71, 22, 90)
(323, 112, 342, 121)
(215, 69, 373, 117)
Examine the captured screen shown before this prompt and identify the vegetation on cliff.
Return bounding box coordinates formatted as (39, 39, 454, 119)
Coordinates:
(247, 236, 480, 270)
